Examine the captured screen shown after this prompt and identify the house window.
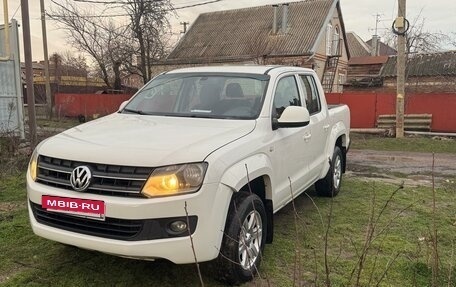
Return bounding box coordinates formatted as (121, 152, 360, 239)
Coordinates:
(326, 23, 333, 56)
(338, 72, 346, 92)
(333, 26, 340, 55)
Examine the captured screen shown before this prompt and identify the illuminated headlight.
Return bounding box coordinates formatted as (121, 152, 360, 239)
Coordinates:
(141, 163, 208, 198)
(29, 149, 38, 181)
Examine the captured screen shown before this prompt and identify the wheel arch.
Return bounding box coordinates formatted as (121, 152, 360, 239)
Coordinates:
(335, 134, 347, 173)
(220, 154, 274, 243)
(320, 122, 349, 178)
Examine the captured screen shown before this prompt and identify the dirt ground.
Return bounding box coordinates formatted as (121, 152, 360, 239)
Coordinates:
(347, 149, 456, 187)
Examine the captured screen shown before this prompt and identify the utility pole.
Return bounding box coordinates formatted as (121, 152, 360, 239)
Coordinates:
(21, 0, 37, 148)
(41, 0, 53, 119)
(180, 22, 189, 34)
(395, 0, 406, 138)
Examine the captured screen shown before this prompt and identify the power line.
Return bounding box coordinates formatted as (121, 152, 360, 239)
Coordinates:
(49, 0, 131, 36)
(49, 12, 128, 18)
(72, 0, 223, 8)
(175, 0, 224, 9)
(11, 3, 21, 20)
(49, 0, 224, 18)
(73, 0, 134, 4)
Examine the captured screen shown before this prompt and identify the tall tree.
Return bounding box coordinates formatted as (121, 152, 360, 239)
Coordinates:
(50, 0, 173, 88)
(449, 32, 456, 48)
(123, 0, 173, 83)
(60, 50, 89, 77)
(50, 0, 129, 89)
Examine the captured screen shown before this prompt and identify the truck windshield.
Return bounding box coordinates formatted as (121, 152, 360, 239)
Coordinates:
(123, 73, 269, 119)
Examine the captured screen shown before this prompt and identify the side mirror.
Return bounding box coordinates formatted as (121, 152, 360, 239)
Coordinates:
(118, 101, 128, 112)
(275, 106, 310, 129)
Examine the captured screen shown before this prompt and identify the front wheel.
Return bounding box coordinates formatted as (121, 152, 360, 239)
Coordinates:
(215, 193, 267, 285)
(315, 146, 344, 197)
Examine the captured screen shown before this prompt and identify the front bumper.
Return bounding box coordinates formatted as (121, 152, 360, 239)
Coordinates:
(27, 173, 232, 264)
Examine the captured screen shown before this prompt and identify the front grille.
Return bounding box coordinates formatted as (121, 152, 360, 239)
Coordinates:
(31, 202, 198, 241)
(37, 155, 153, 197)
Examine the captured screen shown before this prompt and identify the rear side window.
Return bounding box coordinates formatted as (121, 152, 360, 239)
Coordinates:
(299, 75, 321, 115)
(273, 76, 301, 118)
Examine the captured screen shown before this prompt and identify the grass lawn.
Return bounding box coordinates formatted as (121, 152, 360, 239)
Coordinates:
(1, 173, 455, 286)
(36, 118, 81, 130)
(350, 133, 456, 154)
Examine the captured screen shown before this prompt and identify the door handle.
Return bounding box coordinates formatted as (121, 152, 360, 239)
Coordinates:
(303, 133, 312, 142)
(323, 124, 330, 131)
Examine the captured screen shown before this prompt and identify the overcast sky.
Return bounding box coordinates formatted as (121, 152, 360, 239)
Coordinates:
(0, 0, 455, 61)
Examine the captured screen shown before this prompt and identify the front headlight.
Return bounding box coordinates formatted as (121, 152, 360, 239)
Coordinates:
(29, 149, 38, 181)
(141, 163, 208, 198)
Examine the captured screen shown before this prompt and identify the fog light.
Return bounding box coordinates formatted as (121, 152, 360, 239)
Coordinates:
(169, 220, 188, 234)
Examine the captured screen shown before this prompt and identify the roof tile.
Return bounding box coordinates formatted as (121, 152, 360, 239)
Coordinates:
(381, 51, 456, 77)
(346, 32, 370, 57)
(168, 0, 335, 61)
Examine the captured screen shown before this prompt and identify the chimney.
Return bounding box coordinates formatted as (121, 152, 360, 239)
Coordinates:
(281, 3, 289, 34)
(371, 35, 379, 56)
(272, 5, 279, 34)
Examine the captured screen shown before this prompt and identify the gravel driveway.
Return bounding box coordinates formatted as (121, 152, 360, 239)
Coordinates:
(346, 149, 456, 187)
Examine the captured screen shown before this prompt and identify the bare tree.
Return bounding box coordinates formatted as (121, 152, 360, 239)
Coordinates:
(59, 50, 89, 77)
(49, 0, 132, 89)
(49, 52, 63, 86)
(50, 0, 173, 87)
(121, 29, 171, 82)
(121, 0, 173, 83)
(449, 32, 456, 48)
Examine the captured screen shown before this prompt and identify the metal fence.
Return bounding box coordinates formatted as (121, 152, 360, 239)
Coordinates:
(0, 19, 24, 138)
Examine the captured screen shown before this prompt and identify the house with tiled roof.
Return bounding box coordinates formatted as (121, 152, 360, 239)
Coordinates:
(153, 0, 350, 92)
(346, 32, 396, 57)
(344, 32, 396, 90)
(366, 38, 397, 56)
(346, 32, 370, 57)
(342, 50, 456, 93)
(380, 50, 456, 93)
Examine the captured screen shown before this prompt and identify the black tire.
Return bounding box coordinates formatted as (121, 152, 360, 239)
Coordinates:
(215, 193, 267, 285)
(315, 146, 344, 197)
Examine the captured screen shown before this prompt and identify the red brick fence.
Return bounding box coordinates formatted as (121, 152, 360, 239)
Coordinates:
(55, 93, 132, 118)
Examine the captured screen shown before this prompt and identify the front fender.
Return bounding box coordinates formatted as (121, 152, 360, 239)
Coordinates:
(220, 153, 273, 195)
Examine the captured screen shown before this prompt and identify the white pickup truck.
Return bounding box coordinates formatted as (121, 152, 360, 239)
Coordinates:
(27, 66, 350, 284)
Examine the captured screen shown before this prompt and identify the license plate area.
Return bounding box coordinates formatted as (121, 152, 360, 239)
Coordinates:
(42, 195, 105, 221)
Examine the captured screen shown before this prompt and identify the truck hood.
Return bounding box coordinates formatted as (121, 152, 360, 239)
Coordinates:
(39, 113, 256, 166)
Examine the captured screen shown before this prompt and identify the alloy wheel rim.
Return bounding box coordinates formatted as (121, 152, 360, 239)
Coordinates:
(239, 210, 263, 270)
(333, 155, 342, 189)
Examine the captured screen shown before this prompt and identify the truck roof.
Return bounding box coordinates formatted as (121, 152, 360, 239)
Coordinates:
(166, 65, 314, 75)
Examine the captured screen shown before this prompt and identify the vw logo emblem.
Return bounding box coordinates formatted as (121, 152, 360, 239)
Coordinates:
(70, 166, 92, 192)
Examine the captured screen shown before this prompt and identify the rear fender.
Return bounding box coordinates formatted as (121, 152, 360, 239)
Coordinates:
(319, 121, 348, 178)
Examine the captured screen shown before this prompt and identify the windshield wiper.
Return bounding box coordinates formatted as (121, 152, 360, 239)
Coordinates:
(123, 108, 147, 115)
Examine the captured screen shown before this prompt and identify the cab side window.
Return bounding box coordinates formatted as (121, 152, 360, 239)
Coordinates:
(273, 76, 301, 118)
(299, 75, 321, 115)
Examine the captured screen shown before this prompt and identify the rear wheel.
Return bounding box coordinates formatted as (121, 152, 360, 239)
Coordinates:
(215, 193, 267, 285)
(315, 146, 344, 197)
